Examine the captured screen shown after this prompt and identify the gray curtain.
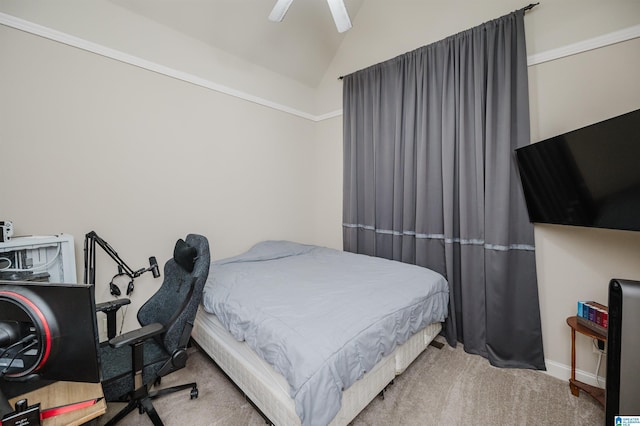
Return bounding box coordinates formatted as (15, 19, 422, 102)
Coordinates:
(342, 9, 545, 370)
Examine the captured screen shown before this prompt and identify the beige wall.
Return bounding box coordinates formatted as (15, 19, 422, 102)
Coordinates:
(529, 37, 640, 378)
(310, 117, 344, 249)
(0, 24, 318, 331)
(1, 0, 639, 383)
(316, 0, 640, 113)
(0, 0, 317, 115)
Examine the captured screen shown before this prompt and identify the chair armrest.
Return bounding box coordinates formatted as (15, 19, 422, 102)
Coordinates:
(97, 299, 132, 341)
(96, 298, 131, 314)
(108, 323, 164, 349)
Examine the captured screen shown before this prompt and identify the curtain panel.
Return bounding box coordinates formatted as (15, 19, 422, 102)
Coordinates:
(342, 9, 545, 369)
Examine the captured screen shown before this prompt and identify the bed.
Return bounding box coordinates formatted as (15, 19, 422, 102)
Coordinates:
(191, 241, 449, 426)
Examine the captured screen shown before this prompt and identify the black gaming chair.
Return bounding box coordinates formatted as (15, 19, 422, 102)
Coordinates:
(96, 234, 210, 426)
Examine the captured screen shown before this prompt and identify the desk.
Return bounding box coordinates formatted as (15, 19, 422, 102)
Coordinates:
(8, 381, 106, 426)
(566, 316, 606, 407)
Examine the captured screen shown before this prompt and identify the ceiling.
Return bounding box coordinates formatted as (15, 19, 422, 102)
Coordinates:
(110, 0, 364, 88)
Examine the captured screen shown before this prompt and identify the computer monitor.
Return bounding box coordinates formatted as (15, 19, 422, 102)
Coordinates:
(0, 281, 100, 412)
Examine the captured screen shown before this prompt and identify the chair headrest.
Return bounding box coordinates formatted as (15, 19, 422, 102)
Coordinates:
(173, 238, 197, 272)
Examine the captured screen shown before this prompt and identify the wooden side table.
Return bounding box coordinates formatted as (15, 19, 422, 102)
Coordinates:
(566, 316, 606, 406)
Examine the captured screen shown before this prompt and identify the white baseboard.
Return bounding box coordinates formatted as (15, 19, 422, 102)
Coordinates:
(544, 358, 606, 388)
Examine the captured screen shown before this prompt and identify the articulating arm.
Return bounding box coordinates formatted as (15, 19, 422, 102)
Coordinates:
(83, 231, 160, 294)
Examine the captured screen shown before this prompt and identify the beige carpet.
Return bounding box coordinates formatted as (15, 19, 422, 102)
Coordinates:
(98, 340, 604, 425)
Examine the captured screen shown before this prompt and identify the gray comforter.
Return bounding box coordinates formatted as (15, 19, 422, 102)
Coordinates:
(202, 241, 448, 426)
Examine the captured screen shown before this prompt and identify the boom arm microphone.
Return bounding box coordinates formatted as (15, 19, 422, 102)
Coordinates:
(149, 256, 160, 278)
(83, 231, 161, 295)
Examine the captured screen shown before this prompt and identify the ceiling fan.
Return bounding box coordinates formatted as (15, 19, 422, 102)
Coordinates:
(268, 0, 352, 33)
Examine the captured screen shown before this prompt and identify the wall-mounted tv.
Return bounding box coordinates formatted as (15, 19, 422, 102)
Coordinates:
(515, 109, 640, 232)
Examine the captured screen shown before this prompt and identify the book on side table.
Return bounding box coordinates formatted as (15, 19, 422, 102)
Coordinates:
(576, 301, 608, 338)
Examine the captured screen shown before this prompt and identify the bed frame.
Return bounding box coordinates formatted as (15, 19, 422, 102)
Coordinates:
(192, 307, 442, 425)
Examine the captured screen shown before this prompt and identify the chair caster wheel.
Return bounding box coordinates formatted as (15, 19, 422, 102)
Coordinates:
(190, 387, 199, 399)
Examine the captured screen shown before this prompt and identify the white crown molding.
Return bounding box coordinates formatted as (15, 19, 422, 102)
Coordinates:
(527, 24, 640, 66)
(2, 12, 639, 122)
(315, 109, 343, 121)
(0, 12, 317, 122)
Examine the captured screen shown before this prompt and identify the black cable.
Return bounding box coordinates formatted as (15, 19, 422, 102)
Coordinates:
(0, 334, 36, 361)
(0, 339, 38, 378)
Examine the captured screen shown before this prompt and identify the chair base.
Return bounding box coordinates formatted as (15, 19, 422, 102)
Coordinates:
(104, 382, 198, 426)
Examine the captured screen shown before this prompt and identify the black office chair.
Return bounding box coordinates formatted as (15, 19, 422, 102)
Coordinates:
(96, 234, 210, 426)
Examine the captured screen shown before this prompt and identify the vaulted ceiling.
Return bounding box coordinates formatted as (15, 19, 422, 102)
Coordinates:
(110, 0, 364, 87)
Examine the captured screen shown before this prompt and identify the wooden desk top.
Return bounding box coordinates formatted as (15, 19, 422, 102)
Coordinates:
(8, 381, 106, 426)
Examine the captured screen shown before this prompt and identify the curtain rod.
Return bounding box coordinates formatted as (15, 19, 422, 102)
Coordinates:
(337, 2, 540, 80)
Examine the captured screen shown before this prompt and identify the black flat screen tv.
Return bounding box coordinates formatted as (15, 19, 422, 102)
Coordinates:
(515, 109, 640, 232)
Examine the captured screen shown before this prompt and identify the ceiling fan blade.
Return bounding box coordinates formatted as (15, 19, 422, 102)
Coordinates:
(269, 0, 294, 22)
(327, 0, 352, 33)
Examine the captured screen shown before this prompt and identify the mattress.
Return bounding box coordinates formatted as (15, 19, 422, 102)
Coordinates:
(202, 241, 448, 425)
(192, 307, 442, 426)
